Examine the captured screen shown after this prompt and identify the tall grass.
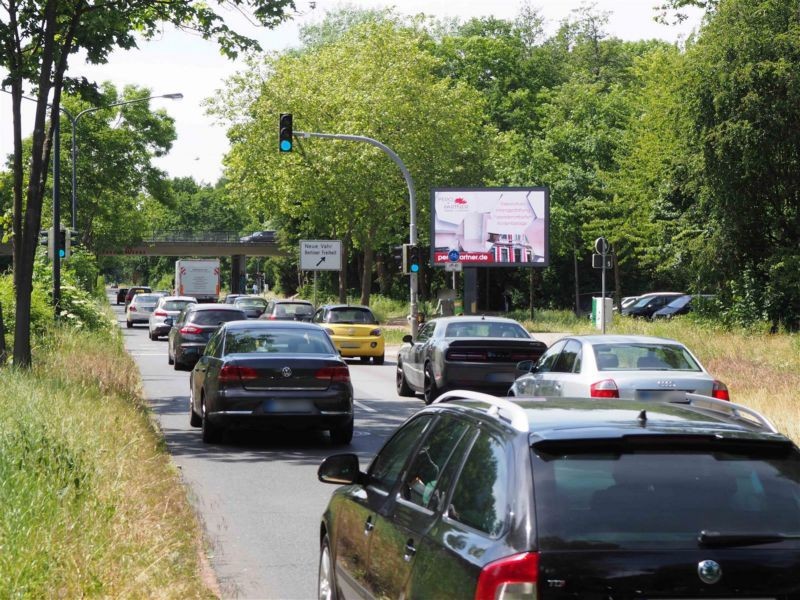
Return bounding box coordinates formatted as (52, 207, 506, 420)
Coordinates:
(0, 326, 213, 598)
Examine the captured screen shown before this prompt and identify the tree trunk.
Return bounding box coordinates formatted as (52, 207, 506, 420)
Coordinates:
(573, 249, 581, 316)
(529, 269, 535, 320)
(376, 252, 390, 295)
(338, 235, 349, 303)
(613, 252, 622, 310)
(359, 240, 374, 306)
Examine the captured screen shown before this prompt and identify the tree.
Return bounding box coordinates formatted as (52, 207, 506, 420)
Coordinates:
(0, 0, 296, 367)
(213, 20, 490, 305)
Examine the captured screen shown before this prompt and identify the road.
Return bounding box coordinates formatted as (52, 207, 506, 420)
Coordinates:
(111, 296, 423, 599)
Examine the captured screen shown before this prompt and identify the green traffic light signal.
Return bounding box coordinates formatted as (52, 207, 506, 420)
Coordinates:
(279, 113, 293, 152)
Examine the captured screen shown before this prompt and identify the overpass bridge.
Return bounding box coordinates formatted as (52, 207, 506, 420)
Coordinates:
(0, 231, 288, 294)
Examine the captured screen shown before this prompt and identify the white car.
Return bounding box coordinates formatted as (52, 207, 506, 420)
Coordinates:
(148, 295, 197, 340)
(126, 293, 162, 329)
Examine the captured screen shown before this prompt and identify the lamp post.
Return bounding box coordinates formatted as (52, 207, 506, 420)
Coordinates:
(61, 92, 183, 229)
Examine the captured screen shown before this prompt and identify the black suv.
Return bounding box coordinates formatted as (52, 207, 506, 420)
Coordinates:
(318, 391, 800, 599)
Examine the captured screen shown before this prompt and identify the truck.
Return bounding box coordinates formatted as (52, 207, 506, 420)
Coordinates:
(174, 259, 220, 303)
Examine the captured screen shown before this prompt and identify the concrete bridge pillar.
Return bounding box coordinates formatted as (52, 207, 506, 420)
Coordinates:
(231, 255, 246, 294)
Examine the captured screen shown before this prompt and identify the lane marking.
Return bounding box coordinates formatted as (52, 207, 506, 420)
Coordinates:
(354, 400, 376, 413)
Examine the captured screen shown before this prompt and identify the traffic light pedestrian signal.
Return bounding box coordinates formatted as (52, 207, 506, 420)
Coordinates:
(279, 113, 293, 152)
(401, 244, 421, 274)
(58, 228, 67, 259)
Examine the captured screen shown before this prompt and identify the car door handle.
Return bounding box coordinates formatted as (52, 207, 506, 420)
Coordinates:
(364, 517, 374, 536)
(403, 540, 416, 562)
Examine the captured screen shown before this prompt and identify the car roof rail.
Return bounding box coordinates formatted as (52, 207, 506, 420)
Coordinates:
(433, 389, 529, 433)
(671, 393, 778, 433)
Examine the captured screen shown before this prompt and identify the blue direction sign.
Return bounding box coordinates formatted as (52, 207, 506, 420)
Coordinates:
(448, 249, 460, 262)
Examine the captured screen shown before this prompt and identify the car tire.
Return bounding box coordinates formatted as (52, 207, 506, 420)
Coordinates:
(373, 354, 385, 365)
(359, 356, 370, 363)
(126, 320, 132, 329)
(396, 361, 414, 397)
(423, 365, 439, 405)
(168, 345, 174, 365)
(201, 397, 222, 444)
(149, 330, 157, 341)
(189, 384, 202, 428)
(330, 418, 354, 445)
(318, 533, 338, 600)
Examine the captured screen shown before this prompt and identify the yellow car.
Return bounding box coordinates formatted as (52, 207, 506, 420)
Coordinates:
(313, 304, 385, 364)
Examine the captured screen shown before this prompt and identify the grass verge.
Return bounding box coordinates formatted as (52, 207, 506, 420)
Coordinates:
(0, 326, 214, 598)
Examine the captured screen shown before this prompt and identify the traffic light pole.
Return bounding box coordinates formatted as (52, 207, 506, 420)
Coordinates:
(52, 118, 61, 317)
(295, 131, 420, 337)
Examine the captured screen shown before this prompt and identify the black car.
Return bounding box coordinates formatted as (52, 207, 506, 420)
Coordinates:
(116, 287, 129, 305)
(621, 292, 684, 318)
(318, 391, 800, 599)
(261, 299, 315, 322)
(653, 294, 716, 319)
(166, 303, 246, 371)
(124, 285, 151, 308)
(240, 230, 276, 243)
(189, 320, 353, 444)
(396, 315, 547, 404)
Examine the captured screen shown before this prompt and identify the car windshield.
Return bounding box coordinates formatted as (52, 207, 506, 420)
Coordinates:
(327, 308, 377, 324)
(163, 300, 195, 311)
(191, 310, 245, 325)
(276, 303, 314, 316)
(592, 343, 701, 371)
(632, 296, 656, 308)
(445, 322, 529, 338)
(224, 328, 334, 354)
(665, 295, 692, 309)
(235, 298, 267, 308)
(531, 445, 800, 549)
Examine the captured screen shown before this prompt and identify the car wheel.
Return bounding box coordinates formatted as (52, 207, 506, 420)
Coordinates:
(396, 361, 414, 397)
(149, 330, 157, 341)
(423, 365, 439, 405)
(201, 396, 222, 444)
(373, 354, 385, 365)
(359, 356, 370, 363)
(189, 384, 202, 428)
(126, 320, 132, 329)
(330, 418, 354, 445)
(318, 534, 338, 600)
(168, 344, 174, 365)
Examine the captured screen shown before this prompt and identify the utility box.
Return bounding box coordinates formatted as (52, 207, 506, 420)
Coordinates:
(592, 297, 613, 330)
(175, 259, 220, 302)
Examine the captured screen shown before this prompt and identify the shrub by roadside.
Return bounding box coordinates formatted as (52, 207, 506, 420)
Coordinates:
(0, 325, 215, 598)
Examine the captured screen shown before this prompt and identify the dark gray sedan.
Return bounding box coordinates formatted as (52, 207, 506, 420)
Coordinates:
(509, 334, 730, 401)
(396, 316, 547, 404)
(189, 320, 353, 444)
(166, 303, 246, 371)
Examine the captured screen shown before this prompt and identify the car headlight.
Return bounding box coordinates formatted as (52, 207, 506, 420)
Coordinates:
(369, 328, 381, 337)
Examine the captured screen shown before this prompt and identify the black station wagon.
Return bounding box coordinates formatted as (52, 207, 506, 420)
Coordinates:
(318, 391, 800, 599)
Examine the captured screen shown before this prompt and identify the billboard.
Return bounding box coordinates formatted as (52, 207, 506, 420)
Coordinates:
(431, 187, 549, 267)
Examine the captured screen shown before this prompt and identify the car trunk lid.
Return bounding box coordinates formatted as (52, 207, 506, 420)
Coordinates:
(222, 356, 348, 391)
(444, 338, 547, 363)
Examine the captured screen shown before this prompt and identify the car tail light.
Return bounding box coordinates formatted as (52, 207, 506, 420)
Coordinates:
(128, 306, 137, 312)
(314, 366, 350, 383)
(269, 314, 277, 319)
(446, 350, 488, 361)
(475, 552, 539, 600)
(218, 365, 259, 383)
(590, 379, 619, 398)
(712, 380, 730, 401)
(154, 309, 168, 316)
(179, 325, 203, 335)
(369, 328, 381, 337)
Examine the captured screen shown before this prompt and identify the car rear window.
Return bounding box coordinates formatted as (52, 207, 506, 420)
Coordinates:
(135, 294, 159, 303)
(327, 308, 377, 324)
(235, 298, 267, 307)
(531, 445, 800, 549)
(190, 310, 245, 325)
(445, 322, 529, 338)
(163, 300, 195, 311)
(277, 303, 314, 316)
(592, 343, 701, 371)
(224, 328, 334, 354)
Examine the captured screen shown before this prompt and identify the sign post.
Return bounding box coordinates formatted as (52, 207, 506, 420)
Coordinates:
(300, 240, 342, 308)
(594, 237, 611, 334)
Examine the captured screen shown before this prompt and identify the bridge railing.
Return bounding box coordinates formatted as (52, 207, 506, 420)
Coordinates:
(142, 231, 276, 244)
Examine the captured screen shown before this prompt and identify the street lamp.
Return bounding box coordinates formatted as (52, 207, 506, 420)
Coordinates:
(61, 92, 183, 229)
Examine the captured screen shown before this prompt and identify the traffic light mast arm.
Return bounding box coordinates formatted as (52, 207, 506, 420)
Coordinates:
(294, 130, 420, 336)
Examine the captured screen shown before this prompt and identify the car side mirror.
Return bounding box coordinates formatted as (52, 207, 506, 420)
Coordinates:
(516, 360, 535, 373)
(402, 334, 413, 344)
(164, 317, 174, 327)
(318, 453, 363, 485)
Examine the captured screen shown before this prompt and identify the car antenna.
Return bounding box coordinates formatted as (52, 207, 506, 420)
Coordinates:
(638, 409, 647, 425)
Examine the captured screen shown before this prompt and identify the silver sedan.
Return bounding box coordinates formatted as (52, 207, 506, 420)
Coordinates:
(509, 334, 730, 401)
(148, 295, 197, 340)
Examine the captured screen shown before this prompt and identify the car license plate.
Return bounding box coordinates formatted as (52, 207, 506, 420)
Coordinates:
(262, 399, 312, 413)
(339, 342, 360, 349)
(637, 390, 687, 401)
(487, 372, 515, 383)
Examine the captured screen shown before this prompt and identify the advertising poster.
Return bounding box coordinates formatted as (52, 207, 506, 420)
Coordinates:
(431, 188, 549, 267)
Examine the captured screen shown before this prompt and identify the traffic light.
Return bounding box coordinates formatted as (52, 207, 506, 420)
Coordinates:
(58, 228, 67, 259)
(279, 113, 293, 152)
(39, 229, 49, 247)
(401, 244, 421, 275)
(69, 229, 80, 251)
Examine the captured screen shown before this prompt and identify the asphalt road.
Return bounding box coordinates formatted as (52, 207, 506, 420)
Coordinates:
(111, 296, 424, 599)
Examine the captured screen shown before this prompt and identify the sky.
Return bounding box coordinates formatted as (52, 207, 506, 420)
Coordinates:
(0, 1, 703, 185)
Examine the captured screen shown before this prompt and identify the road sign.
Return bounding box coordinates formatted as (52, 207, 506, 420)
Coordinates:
(300, 240, 342, 271)
(594, 237, 610, 255)
(592, 253, 613, 269)
(444, 261, 463, 272)
(448, 249, 460, 262)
